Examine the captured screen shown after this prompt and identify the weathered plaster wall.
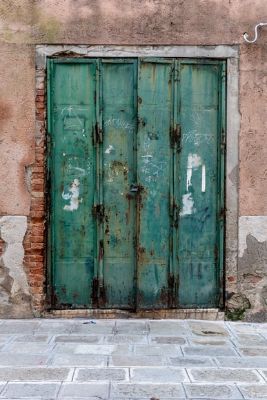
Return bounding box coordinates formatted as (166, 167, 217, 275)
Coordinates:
(0, 216, 32, 317)
(0, 0, 266, 319)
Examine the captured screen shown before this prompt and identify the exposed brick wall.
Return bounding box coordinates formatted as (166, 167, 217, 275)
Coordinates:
(23, 67, 46, 314)
(0, 237, 6, 257)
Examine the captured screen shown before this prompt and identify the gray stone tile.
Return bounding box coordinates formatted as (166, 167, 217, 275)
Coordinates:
(0, 382, 6, 395)
(115, 321, 149, 335)
(0, 367, 71, 381)
(189, 337, 229, 346)
(260, 370, 267, 381)
(130, 367, 188, 383)
(150, 336, 186, 345)
(133, 344, 182, 356)
(188, 368, 262, 383)
(239, 347, 267, 356)
(2, 382, 60, 399)
(184, 383, 243, 399)
(169, 356, 214, 367)
(54, 343, 116, 355)
(228, 323, 258, 335)
(238, 384, 267, 399)
(3, 342, 53, 354)
(36, 321, 73, 334)
(183, 345, 237, 357)
(0, 354, 49, 367)
(149, 321, 187, 336)
(51, 354, 107, 367)
(59, 382, 109, 398)
(0, 335, 12, 343)
(13, 335, 50, 343)
(75, 367, 127, 381)
(110, 355, 166, 367)
(217, 356, 267, 368)
(70, 320, 115, 334)
(110, 383, 185, 398)
(0, 321, 40, 334)
(105, 335, 148, 344)
(233, 334, 267, 347)
(54, 335, 102, 344)
(188, 321, 229, 337)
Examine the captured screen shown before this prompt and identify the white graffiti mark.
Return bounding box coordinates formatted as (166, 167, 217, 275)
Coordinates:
(62, 179, 82, 211)
(104, 118, 135, 134)
(180, 153, 207, 216)
(186, 153, 202, 191)
(182, 132, 214, 146)
(180, 193, 195, 216)
(141, 156, 167, 183)
(105, 145, 115, 154)
(201, 164, 206, 193)
(60, 106, 86, 132)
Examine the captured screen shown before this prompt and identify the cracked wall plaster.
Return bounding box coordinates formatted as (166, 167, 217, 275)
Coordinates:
(239, 216, 267, 257)
(238, 216, 267, 321)
(0, 216, 32, 317)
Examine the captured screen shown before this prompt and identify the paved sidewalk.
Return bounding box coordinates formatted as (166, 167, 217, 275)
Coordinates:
(0, 319, 267, 399)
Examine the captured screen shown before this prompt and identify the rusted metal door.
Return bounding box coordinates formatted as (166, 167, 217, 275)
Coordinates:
(48, 58, 225, 309)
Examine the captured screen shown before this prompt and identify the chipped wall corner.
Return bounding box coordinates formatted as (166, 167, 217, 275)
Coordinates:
(226, 216, 267, 322)
(0, 216, 33, 318)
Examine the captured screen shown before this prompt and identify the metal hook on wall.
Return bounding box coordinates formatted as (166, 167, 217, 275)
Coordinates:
(243, 22, 267, 43)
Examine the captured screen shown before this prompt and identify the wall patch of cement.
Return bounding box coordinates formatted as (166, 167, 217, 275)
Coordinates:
(0, 216, 32, 317)
(238, 216, 267, 321)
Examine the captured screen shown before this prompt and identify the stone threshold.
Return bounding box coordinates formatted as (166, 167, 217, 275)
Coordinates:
(43, 308, 225, 320)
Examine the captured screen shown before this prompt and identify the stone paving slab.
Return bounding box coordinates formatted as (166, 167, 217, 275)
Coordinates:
(130, 367, 188, 383)
(238, 384, 267, 399)
(58, 382, 109, 398)
(188, 367, 264, 383)
(110, 383, 185, 398)
(1, 382, 60, 399)
(74, 367, 127, 381)
(184, 383, 243, 399)
(0, 319, 266, 398)
(0, 368, 72, 381)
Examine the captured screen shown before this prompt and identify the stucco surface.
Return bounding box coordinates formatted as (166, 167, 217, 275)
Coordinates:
(0, 44, 35, 216)
(0, 0, 266, 319)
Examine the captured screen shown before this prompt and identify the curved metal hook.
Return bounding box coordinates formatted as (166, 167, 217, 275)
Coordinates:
(243, 22, 267, 43)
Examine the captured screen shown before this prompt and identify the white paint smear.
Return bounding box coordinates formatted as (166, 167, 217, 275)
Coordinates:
(186, 153, 202, 191)
(105, 145, 115, 154)
(202, 164, 206, 192)
(180, 193, 195, 216)
(62, 178, 81, 211)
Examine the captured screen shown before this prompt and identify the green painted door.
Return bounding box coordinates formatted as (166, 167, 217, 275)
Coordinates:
(48, 58, 225, 309)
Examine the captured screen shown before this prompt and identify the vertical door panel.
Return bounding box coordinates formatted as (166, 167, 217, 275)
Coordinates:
(101, 61, 137, 308)
(137, 61, 173, 309)
(176, 62, 222, 307)
(50, 61, 96, 307)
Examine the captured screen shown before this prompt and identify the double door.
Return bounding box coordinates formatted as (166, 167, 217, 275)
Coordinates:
(47, 58, 225, 309)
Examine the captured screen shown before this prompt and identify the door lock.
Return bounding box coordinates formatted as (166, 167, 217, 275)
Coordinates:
(130, 184, 139, 193)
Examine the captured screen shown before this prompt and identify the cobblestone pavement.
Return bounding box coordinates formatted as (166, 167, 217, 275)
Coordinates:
(0, 319, 267, 399)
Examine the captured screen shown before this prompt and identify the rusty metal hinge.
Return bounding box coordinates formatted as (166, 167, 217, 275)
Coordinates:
(173, 202, 180, 229)
(221, 130, 226, 153)
(92, 204, 105, 222)
(219, 207, 226, 220)
(93, 123, 103, 145)
(171, 124, 181, 151)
